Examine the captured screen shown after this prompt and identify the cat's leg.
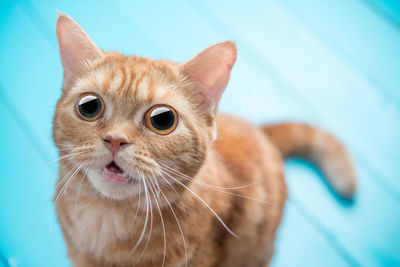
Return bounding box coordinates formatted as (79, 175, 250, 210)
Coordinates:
(66, 244, 97, 267)
(218, 211, 278, 267)
(219, 151, 286, 267)
(262, 241, 275, 267)
(70, 255, 96, 267)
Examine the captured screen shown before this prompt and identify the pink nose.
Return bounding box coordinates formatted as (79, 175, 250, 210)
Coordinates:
(103, 136, 130, 155)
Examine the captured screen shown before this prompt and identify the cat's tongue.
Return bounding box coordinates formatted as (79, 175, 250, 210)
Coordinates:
(106, 161, 124, 174)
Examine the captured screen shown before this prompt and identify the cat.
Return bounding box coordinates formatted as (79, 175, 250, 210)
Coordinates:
(53, 13, 356, 267)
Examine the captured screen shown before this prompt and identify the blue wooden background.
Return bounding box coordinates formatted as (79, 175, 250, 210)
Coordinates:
(1, 0, 399, 266)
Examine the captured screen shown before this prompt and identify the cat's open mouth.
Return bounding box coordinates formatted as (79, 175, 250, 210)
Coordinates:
(101, 161, 135, 184)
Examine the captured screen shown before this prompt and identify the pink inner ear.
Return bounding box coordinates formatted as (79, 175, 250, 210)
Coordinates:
(56, 13, 103, 86)
(181, 41, 237, 111)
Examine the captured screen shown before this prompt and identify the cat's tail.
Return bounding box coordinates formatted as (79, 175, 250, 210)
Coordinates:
(262, 123, 356, 199)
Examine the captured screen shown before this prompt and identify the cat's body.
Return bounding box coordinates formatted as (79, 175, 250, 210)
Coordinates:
(57, 114, 286, 267)
(53, 14, 356, 267)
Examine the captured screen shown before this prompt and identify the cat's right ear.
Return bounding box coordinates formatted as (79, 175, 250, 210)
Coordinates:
(56, 12, 104, 88)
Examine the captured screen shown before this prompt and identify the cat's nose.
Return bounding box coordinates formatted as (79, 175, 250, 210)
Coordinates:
(103, 136, 131, 155)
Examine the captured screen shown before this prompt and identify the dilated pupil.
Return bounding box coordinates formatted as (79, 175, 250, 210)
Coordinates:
(79, 97, 101, 118)
(150, 110, 174, 130)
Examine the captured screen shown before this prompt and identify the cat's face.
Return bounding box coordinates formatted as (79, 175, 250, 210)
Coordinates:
(53, 13, 236, 200)
(53, 55, 212, 199)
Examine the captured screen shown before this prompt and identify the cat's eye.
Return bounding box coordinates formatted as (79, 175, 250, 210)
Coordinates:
(145, 105, 178, 135)
(75, 93, 105, 121)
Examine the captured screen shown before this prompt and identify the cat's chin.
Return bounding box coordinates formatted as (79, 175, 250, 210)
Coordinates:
(86, 168, 141, 200)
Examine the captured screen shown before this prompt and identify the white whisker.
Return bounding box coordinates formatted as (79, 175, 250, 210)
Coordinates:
(147, 174, 167, 267)
(55, 165, 78, 191)
(135, 172, 154, 264)
(74, 168, 87, 234)
(130, 174, 150, 256)
(158, 164, 269, 205)
(160, 162, 260, 190)
(160, 169, 238, 238)
(144, 165, 181, 201)
(126, 179, 142, 236)
(15, 151, 86, 184)
(55, 164, 82, 208)
(158, 174, 188, 267)
(0, 147, 74, 157)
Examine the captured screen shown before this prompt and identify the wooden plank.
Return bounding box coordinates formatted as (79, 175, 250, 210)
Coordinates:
(0, 1, 61, 153)
(282, 0, 400, 102)
(0, 3, 69, 266)
(286, 159, 400, 266)
(0, 98, 69, 267)
(362, 0, 400, 31)
(272, 201, 351, 267)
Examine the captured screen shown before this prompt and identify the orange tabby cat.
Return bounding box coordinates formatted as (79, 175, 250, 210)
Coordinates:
(53, 13, 356, 267)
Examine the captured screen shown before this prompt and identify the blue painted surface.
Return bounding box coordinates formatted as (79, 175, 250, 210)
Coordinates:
(0, 0, 399, 266)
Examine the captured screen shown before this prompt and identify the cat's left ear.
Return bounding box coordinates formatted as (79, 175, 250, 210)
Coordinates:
(180, 41, 237, 114)
(56, 12, 104, 88)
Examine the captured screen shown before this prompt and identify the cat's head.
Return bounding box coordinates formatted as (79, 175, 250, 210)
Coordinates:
(53, 13, 236, 200)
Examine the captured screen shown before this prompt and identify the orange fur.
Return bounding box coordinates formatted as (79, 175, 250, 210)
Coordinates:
(53, 13, 356, 267)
